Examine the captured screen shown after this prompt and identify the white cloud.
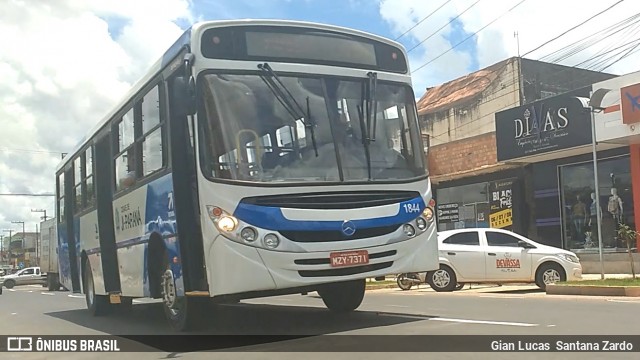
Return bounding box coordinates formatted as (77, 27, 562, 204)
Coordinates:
(379, 0, 640, 94)
(0, 0, 193, 229)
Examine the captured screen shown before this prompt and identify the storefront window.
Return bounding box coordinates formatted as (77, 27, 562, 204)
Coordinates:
(559, 155, 634, 251)
(436, 182, 490, 231)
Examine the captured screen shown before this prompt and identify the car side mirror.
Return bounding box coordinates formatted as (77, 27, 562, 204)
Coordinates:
(518, 240, 534, 249)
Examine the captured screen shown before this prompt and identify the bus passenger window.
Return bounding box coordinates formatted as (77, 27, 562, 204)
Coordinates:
(116, 149, 136, 191)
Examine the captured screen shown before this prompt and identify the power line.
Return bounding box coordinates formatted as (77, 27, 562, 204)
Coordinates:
(521, 0, 626, 58)
(0, 148, 66, 155)
(407, 0, 482, 53)
(395, 0, 452, 41)
(0, 193, 55, 197)
(413, 0, 528, 74)
(417, 9, 640, 120)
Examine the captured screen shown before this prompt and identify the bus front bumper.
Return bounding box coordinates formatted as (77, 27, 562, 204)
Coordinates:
(206, 225, 438, 297)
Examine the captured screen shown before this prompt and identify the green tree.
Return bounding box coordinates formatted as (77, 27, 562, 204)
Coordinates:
(616, 222, 638, 279)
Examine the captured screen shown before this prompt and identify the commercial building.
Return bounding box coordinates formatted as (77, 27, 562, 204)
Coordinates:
(419, 57, 626, 255)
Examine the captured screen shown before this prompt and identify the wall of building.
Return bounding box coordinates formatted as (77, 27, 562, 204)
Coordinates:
(428, 132, 497, 176)
(422, 59, 520, 147)
(520, 58, 618, 104)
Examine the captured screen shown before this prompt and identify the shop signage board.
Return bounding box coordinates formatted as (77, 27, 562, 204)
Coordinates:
(489, 179, 515, 229)
(437, 203, 460, 223)
(495, 89, 592, 162)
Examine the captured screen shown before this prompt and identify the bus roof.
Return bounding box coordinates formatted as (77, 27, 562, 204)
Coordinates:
(56, 19, 409, 173)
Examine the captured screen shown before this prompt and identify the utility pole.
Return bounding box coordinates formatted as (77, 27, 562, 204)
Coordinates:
(0, 235, 4, 265)
(11, 221, 25, 266)
(32, 209, 48, 221)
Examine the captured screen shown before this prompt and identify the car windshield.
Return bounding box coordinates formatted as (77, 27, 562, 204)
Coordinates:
(198, 73, 426, 183)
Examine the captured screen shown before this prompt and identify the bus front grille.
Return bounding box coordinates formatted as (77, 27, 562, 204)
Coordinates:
(279, 225, 400, 242)
(240, 190, 420, 209)
(298, 262, 393, 277)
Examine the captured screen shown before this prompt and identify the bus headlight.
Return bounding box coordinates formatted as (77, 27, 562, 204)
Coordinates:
(403, 224, 416, 237)
(217, 216, 238, 232)
(206, 205, 238, 233)
(263, 233, 280, 249)
(416, 217, 427, 230)
(423, 207, 434, 223)
(241, 227, 258, 242)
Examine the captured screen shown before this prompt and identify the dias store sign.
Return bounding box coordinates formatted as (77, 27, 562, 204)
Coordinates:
(495, 92, 592, 162)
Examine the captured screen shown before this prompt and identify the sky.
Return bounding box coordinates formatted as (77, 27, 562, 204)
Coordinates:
(1, 0, 640, 235)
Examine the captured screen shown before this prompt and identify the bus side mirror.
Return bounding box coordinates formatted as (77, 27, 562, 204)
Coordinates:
(171, 75, 196, 117)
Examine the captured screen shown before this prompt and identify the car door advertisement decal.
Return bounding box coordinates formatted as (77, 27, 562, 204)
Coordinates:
(490, 179, 515, 229)
(496, 253, 520, 270)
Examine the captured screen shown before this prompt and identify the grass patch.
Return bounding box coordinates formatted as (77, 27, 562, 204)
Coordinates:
(559, 278, 640, 287)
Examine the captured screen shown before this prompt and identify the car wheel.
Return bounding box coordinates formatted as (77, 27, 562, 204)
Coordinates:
(536, 263, 566, 290)
(3, 280, 15, 289)
(427, 265, 457, 292)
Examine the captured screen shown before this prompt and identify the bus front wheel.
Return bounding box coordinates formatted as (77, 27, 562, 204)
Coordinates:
(160, 252, 206, 331)
(318, 279, 365, 312)
(84, 260, 111, 316)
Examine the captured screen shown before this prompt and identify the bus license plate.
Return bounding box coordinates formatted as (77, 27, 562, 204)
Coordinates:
(330, 250, 369, 267)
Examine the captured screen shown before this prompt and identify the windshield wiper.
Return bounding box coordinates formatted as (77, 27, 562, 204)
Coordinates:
(257, 63, 318, 157)
(357, 72, 378, 180)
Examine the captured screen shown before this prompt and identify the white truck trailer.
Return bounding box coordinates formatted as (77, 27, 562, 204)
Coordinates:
(39, 218, 61, 291)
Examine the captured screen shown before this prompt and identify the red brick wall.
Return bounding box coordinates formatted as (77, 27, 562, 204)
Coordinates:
(428, 132, 497, 176)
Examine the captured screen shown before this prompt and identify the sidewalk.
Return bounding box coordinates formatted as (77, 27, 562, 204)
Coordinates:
(580, 273, 635, 280)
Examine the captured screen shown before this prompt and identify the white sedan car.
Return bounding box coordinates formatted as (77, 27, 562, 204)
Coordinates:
(426, 228, 582, 291)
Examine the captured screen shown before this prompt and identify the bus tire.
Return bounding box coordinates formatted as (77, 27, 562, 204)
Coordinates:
(47, 274, 60, 291)
(160, 251, 206, 331)
(84, 260, 111, 316)
(318, 279, 365, 312)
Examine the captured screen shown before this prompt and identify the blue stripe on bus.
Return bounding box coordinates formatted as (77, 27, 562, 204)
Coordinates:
(233, 196, 426, 231)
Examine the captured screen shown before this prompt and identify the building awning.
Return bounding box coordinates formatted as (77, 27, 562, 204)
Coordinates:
(430, 163, 523, 185)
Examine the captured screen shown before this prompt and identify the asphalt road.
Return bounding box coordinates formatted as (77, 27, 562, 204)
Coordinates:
(1, 284, 639, 359)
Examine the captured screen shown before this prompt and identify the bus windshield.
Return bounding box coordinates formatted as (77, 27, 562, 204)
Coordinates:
(198, 72, 426, 183)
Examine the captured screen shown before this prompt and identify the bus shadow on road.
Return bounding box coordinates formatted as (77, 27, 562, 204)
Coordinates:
(45, 300, 434, 337)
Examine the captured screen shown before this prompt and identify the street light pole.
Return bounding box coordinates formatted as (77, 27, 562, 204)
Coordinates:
(587, 88, 612, 280)
(0, 235, 4, 265)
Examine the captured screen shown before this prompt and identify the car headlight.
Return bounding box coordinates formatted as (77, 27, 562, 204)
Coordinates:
(558, 253, 580, 263)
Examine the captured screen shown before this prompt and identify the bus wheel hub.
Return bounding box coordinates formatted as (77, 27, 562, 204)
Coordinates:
(161, 270, 177, 308)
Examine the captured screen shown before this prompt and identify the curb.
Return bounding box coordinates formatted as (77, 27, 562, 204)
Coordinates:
(365, 284, 399, 290)
(546, 284, 640, 297)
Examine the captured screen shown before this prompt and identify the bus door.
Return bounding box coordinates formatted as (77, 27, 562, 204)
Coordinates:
(63, 166, 81, 292)
(94, 133, 121, 293)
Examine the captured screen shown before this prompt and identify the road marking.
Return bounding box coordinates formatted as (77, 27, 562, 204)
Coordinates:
(8, 289, 15, 292)
(68, 294, 84, 299)
(478, 295, 525, 299)
(430, 317, 539, 327)
(11, 313, 17, 315)
(386, 305, 409, 308)
(377, 312, 539, 327)
(41, 292, 55, 296)
(547, 325, 556, 327)
(28, 291, 33, 293)
(607, 299, 640, 303)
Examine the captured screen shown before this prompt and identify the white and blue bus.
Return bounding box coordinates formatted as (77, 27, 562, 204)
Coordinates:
(55, 19, 438, 331)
